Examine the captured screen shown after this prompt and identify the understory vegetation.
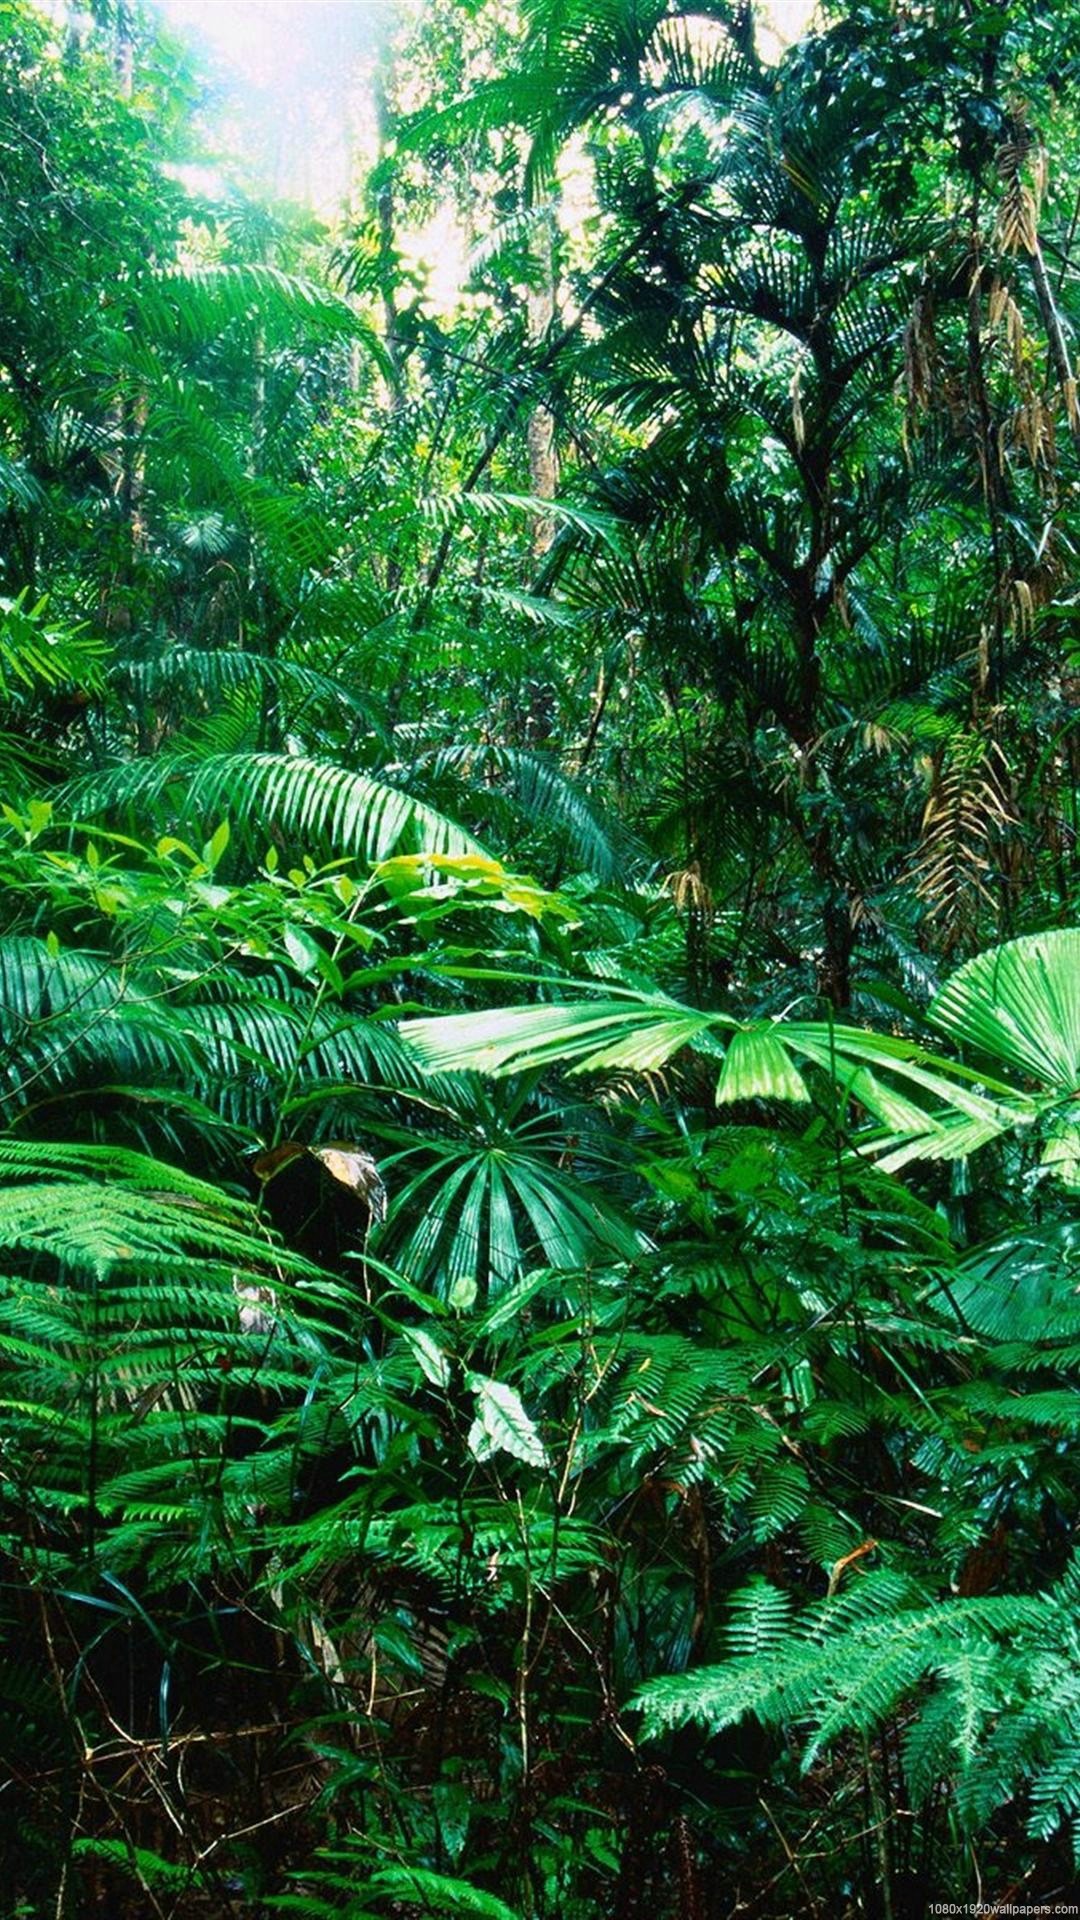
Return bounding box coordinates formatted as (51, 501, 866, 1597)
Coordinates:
(3, 0, 1080, 1912)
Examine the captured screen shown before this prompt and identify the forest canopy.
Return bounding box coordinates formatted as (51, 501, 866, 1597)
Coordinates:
(2, 0, 1080, 1914)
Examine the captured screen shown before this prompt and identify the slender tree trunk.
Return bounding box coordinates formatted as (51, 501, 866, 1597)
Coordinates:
(114, 0, 134, 99)
(965, 194, 1010, 700)
(372, 68, 403, 411)
(1028, 238, 1080, 449)
(793, 303, 854, 1009)
(525, 208, 558, 552)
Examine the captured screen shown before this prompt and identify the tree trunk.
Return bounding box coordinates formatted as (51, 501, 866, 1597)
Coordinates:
(372, 67, 403, 411)
(525, 209, 559, 552)
(114, 0, 134, 99)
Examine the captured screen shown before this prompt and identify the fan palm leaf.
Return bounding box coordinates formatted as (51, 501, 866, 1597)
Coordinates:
(402, 931, 1080, 1174)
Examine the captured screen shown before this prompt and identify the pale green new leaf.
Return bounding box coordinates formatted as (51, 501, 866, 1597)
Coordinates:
(468, 1373, 547, 1469)
(716, 1026, 810, 1104)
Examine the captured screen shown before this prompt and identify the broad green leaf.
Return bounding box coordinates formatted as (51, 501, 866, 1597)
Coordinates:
(467, 1373, 547, 1468)
(203, 817, 230, 871)
(403, 1326, 452, 1387)
(283, 925, 321, 974)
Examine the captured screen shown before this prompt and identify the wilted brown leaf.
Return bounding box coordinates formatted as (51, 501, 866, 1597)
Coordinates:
(253, 1139, 387, 1222)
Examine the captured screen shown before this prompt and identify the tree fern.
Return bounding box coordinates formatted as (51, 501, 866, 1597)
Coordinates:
(632, 1561, 1080, 1856)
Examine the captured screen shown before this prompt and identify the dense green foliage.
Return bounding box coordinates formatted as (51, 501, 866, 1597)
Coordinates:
(3, 0, 1080, 1913)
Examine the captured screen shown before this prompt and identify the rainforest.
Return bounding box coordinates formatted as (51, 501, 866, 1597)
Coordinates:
(2, 0, 1080, 1913)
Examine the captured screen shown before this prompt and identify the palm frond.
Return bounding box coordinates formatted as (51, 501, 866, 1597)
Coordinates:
(420, 742, 640, 880)
(136, 263, 393, 376)
(64, 751, 483, 863)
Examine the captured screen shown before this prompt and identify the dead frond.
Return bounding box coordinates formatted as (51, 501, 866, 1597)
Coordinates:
(995, 114, 1044, 257)
(912, 737, 1015, 951)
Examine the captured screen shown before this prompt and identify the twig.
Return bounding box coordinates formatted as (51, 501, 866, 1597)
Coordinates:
(755, 1795, 822, 1918)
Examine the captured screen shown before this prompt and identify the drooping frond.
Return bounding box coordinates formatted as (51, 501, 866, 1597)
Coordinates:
(64, 751, 483, 863)
(420, 741, 640, 880)
(0, 593, 108, 699)
(134, 263, 393, 376)
(123, 646, 385, 736)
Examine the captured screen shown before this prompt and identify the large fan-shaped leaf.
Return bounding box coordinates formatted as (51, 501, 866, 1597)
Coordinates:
(929, 929, 1080, 1090)
(402, 994, 718, 1077)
